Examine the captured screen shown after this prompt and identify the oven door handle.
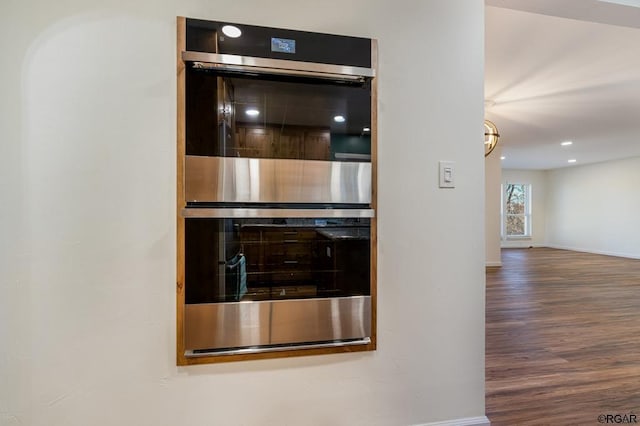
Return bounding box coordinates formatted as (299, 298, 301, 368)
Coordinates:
(182, 51, 375, 82)
(181, 208, 375, 219)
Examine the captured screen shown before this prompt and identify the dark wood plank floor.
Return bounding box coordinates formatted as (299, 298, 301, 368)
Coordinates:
(486, 248, 640, 425)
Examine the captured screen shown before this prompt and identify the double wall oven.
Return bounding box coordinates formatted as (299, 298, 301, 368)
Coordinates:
(177, 17, 377, 362)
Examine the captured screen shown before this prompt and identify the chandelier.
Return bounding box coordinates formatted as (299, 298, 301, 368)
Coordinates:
(484, 120, 500, 157)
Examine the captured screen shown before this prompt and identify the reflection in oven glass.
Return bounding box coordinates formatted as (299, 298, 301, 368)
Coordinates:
(186, 69, 372, 162)
(185, 217, 371, 304)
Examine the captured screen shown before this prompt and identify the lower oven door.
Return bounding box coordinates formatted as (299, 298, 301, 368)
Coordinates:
(182, 208, 373, 356)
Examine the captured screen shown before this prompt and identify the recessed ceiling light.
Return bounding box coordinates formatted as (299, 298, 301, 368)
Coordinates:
(245, 108, 259, 117)
(561, 141, 573, 146)
(222, 25, 242, 38)
(363, 127, 370, 132)
(568, 159, 577, 163)
(500, 156, 506, 160)
(334, 115, 346, 123)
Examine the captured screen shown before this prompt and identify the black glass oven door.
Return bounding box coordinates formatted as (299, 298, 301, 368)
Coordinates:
(185, 216, 371, 304)
(185, 69, 372, 162)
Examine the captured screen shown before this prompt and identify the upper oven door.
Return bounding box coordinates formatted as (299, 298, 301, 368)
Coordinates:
(183, 56, 373, 205)
(185, 60, 372, 162)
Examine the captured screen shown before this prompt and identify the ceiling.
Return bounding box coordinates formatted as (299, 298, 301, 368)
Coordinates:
(485, 0, 640, 169)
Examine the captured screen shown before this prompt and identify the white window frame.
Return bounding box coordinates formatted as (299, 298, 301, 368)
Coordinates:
(501, 183, 532, 239)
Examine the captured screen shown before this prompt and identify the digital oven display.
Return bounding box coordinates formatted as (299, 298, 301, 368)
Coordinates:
(271, 37, 296, 54)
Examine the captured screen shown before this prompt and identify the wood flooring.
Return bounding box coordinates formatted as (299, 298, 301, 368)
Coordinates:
(486, 248, 640, 425)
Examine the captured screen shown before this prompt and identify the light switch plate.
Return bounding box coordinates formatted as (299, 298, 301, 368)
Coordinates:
(439, 161, 455, 188)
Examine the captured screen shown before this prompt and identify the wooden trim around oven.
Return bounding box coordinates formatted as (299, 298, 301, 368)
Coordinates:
(176, 16, 187, 366)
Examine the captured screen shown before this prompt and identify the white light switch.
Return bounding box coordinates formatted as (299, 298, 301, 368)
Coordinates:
(439, 161, 455, 188)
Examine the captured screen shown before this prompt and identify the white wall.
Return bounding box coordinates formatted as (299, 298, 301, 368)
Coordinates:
(501, 169, 548, 248)
(485, 146, 502, 266)
(546, 157, 640, 258)
(0, 1, 486, 425)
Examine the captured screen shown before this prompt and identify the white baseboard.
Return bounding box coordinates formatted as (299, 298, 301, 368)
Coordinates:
(547, 244, 640, 260)
(500, 241, 540, 249)
(485, 261, 502, 267)
(413, 415, 490, 426)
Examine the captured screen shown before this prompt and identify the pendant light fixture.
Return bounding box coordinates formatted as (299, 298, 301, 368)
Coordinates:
(484, 120, 500, 157)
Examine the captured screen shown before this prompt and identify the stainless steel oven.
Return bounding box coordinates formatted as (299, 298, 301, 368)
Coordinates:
(178, 18, 376, 358)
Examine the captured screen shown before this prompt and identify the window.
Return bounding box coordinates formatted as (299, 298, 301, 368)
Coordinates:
(502, 183, 531, 238)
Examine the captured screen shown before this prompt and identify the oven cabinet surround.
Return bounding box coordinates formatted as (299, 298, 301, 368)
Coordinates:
(176, 16, 378, 365)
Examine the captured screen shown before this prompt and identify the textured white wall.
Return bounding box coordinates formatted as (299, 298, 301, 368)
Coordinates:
(502, 169, 548, 248)
(546, 157, 640, 258)
(0, 1, 486, 425)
